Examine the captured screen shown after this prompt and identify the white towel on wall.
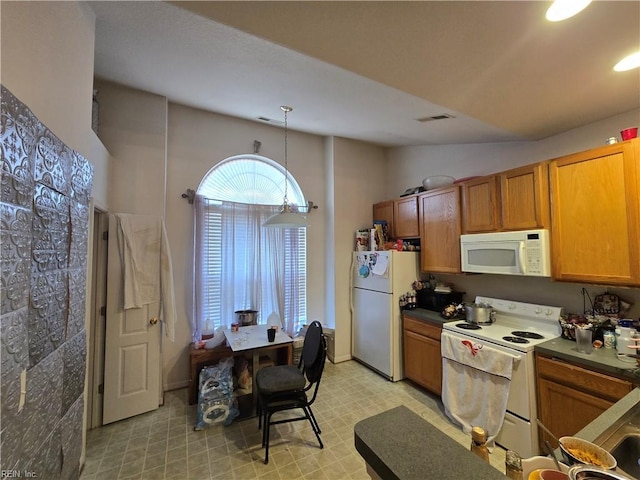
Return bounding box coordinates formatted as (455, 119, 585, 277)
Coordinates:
(116, 214, 176, 342)
(441, 331, 519, 444)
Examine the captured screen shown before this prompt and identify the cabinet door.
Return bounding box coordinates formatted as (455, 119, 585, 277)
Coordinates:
(373, 200, 394, 238)
(537, 376, 613, 451)
(420, 186, 462, 273)
(461, 176, 500, 233)
(403, 330, 442, 396)
(549, 140, 640, 285)
(394, 196, 420, 238)
(535, 354, 633, 452)
(499, 162, 549, 230)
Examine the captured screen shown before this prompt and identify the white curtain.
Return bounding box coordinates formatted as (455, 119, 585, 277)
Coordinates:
(191, 195, 302, 341)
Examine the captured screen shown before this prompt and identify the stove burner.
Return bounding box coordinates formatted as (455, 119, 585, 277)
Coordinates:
(512, 331, 544, 340)
(456, 323, 482, 330)
(502, 336, 530, 344)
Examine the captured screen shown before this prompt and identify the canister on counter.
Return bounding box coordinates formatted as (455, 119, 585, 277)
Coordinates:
(603, 330, 616, 349)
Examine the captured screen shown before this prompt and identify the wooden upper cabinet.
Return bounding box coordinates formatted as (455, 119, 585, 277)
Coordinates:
(394, 195, 420, 238)
(549, 139, 640, 286)
(499, 162, 549, 231)
(420, 186, 462, 273)
(461, 176, 499, 233)
(462, 162, 550, 233)
(373, 200, 394, 238)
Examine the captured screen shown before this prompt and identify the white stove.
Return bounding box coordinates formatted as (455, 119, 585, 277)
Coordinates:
(441, 296, 563, 458)
(443, 296, 563, 352)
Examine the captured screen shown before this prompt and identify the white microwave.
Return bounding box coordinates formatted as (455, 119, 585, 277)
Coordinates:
(460, 229, 551, 277)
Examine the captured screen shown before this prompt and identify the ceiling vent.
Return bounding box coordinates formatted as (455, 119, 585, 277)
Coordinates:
(416, 114, 456, 123)
(257, 116, 284, 125)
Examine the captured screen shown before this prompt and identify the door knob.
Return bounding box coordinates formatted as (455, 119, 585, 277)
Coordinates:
(150, 317, 159, 325)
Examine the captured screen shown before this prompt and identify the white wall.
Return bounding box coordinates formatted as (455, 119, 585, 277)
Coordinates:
(330, 137, 388, 361)
(0, 1, 110, 209)
(386, 108, 640, 317)
(96, 81, 168, 216)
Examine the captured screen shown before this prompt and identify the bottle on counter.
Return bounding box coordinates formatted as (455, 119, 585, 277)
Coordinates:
(267, 311, 282, 332)
(201, 320, 214, 340)
(505, 449, 523, 480)
(470, 426, 490, 463)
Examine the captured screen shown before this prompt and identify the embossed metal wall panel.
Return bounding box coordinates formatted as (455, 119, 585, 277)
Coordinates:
(0, 85, 93, 479)
(0, 203, 32, 315)
(0, 307, 29, 470)
(61, 396, 84, 480)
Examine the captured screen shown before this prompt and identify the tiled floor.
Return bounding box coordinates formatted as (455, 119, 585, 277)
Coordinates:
(80, 360, 507, 479)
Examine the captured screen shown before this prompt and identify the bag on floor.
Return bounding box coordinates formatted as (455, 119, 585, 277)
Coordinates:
(195, 357, 239, 429)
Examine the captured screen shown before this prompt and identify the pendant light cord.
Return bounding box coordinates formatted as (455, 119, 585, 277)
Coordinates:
(281, 105, 292, 207)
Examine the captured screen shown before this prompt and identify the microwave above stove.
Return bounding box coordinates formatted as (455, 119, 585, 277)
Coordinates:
(460, 229, 551, 277)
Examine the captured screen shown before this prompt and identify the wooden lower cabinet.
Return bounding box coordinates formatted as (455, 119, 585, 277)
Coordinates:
(403, 315, 442, 396)
(535, 355, 632, 452)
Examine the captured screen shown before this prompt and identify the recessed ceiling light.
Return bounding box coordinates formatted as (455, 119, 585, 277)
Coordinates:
(614, 51, 640, 72)
(545, 0, 592, 22)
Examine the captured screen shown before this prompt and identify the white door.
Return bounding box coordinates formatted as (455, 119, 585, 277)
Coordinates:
(103, 215, 161, 424)
(352, 287, 392, 377)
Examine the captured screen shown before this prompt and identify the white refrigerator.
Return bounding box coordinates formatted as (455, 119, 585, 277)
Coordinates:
(351, 250, 419, 381)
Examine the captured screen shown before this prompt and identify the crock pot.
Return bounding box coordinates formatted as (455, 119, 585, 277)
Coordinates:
(234, 309, 258, 326)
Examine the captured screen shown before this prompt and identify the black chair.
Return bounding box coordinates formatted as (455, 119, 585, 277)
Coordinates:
(255, 321, 327, 464)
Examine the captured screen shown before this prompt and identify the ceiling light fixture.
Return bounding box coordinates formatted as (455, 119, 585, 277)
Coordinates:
(263, 106, 309, 229)
(545, 0, 591, 22)
(614, 51, 640, 72)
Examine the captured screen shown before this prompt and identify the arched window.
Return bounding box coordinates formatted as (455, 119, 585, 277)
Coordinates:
(192, 155, 307, 340)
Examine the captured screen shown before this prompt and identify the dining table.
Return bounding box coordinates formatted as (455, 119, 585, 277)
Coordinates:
(188, 325, 293, 408)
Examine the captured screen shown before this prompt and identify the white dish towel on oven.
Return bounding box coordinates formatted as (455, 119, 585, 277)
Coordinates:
(441, 331, 519, 445)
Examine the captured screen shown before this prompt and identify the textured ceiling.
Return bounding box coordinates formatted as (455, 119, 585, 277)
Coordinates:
(91, 1, 640, 147)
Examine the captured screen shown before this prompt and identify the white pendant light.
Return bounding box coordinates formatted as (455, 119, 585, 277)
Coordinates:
(545, 0, 591, 22)
(614, 51, 640, 72)
(263, 106, 309, 229)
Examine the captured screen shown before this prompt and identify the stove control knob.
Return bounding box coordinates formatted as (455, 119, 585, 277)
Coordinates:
(545, 308, 553, 316)
(535, 307, 543, 314)
(508, 303, 516, 310)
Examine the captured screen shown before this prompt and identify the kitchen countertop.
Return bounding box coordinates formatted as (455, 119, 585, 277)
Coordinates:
(354, 405, 507, 480)
(402, 308, 451, 326)
(535, 336, 640, 384)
